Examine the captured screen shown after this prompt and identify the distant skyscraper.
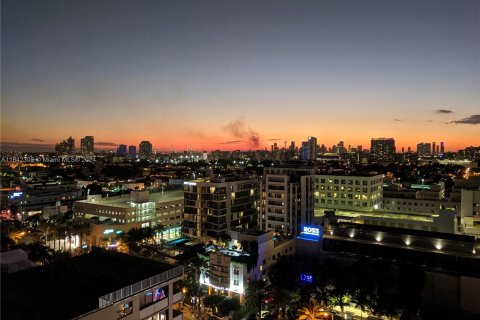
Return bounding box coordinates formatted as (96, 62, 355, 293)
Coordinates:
(139, 141, 153, 159)
(128, 145, 137, 158)
(417, 143, 432, 157)
(80, 136, 94, 155)
(117, 144, 127, 156)
(55, 136, 75, 155)
(301, 136, 317, 161)
(432, 142, 436, 156)
(370, 138, 396, 162)
(440, 142, 445, 153)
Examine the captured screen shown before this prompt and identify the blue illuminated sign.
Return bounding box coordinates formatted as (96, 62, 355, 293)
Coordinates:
(302, 226, 320, 236)
(8, 192, 23, 200)
(300, 274, 313, 283)
(297, 225, 322, 241)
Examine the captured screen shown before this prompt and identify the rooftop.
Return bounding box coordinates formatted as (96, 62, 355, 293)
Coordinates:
(1, 248, 176, 320)
(315, 171, 382, 178)
(315, 208, 434, 222)
(76, 190, 183, 208)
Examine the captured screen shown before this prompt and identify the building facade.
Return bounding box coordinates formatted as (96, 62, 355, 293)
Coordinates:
(73, 191, 184, 246)
(313, 173, 383, 212)
(370, 138, 396, 163)
(260, 166, 315, 234)
(183, 177, 259, 240)
(80, 136, 94, 156)
(139, 141, 153, 159)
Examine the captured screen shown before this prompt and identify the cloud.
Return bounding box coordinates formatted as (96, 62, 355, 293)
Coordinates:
(267, 138, 283, 141)
(1, 141, 53, 147)
(434, 109, 453, 114)
(393, 119, 402, 122)
(0, 141, 54, 152)
(220, 140, 243, 144)
(31, 138, 45, 142)
(450, 115, 480, 125)
(427, 120, 434, 122)
(96, 142, 117, 146)
(223, 118, 260, 149)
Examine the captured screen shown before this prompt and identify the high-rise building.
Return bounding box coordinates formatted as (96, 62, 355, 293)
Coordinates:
(80, 136, 94, 156)
(370, 138, 396, 162)
(117, 144, 127, 156)
(55, 136, 75, 155)
(128, 145, 137, 159)
(183, 176, 259, 239)
(260, 165, 315, 234)
(417, 142, 432, 157)
(440, 142, 445, 154)
(432, 142, 436, 156)
(301, 136, 317, 161)
(139, 141, 152, 159)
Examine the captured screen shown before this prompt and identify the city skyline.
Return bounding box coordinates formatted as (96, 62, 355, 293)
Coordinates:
(2, 0, 479, 152)
(0, 133, 468, 153)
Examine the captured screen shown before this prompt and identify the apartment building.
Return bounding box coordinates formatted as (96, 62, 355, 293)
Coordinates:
(260, 165, 315, 234)
(313, 173, 383, 212)
(183, 176, 259, 240)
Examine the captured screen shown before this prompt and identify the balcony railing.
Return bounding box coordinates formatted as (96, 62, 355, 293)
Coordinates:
(99, 266, 183, 307)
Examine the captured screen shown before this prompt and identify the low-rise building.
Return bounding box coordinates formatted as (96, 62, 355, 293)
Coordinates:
(200, 229, 295, 299)
(2, 249, 184, 320)
(74, 191, 184, 246)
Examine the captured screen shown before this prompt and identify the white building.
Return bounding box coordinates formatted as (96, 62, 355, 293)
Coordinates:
(200, 229, 295, 298)
(261, 166, 315, 234)
(73, 191, 184, 246)
(313, 173, 383, 212)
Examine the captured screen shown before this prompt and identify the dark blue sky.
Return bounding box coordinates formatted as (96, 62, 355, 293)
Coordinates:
(2, 0, 479, 151)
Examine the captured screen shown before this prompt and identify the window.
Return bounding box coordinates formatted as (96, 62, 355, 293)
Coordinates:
(140, 287, 167, 309)
(234, 279, 239, 286)
(117, 301, 133, 319)
(233, 268, 240, 275)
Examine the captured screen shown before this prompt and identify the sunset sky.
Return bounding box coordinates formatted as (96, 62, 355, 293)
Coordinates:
(1, 0, 479, 152)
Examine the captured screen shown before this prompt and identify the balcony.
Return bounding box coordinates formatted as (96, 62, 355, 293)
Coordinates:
(173, 309, 183, 320)
(139, 298, 169, 320)
(172, 291, 183, 304)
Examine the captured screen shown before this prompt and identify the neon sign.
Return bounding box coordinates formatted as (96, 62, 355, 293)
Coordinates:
(300, 274, 313, 283)
(302, 226, 320, 236)
(8, 192, 24, 199)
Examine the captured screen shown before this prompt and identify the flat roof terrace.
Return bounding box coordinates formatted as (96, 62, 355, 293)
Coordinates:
(76, 191, 183, 208)
(1, 248, 177, 320)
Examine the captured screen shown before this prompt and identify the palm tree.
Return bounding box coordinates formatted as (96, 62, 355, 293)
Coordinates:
(154, 223, 165, 245)
(244, 278, 268, 319)
(184, 255, 210, 314)
(72, 220, 90, 250)
(297, 302, 330, 320)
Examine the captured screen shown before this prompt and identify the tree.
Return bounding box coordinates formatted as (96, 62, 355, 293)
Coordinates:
(184, 255, 210, 314)
(219, 297, 241, 317)
(154, 223, 165, 246)
(24, 214, 42, 230)
(219, 233, 232, 248)
(20, 242, 54, 265)
(244, 279, 268, 318)
(297, 302, 330, 320)
(204, 295, 226, 315)
(124, 227, 156, 253)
